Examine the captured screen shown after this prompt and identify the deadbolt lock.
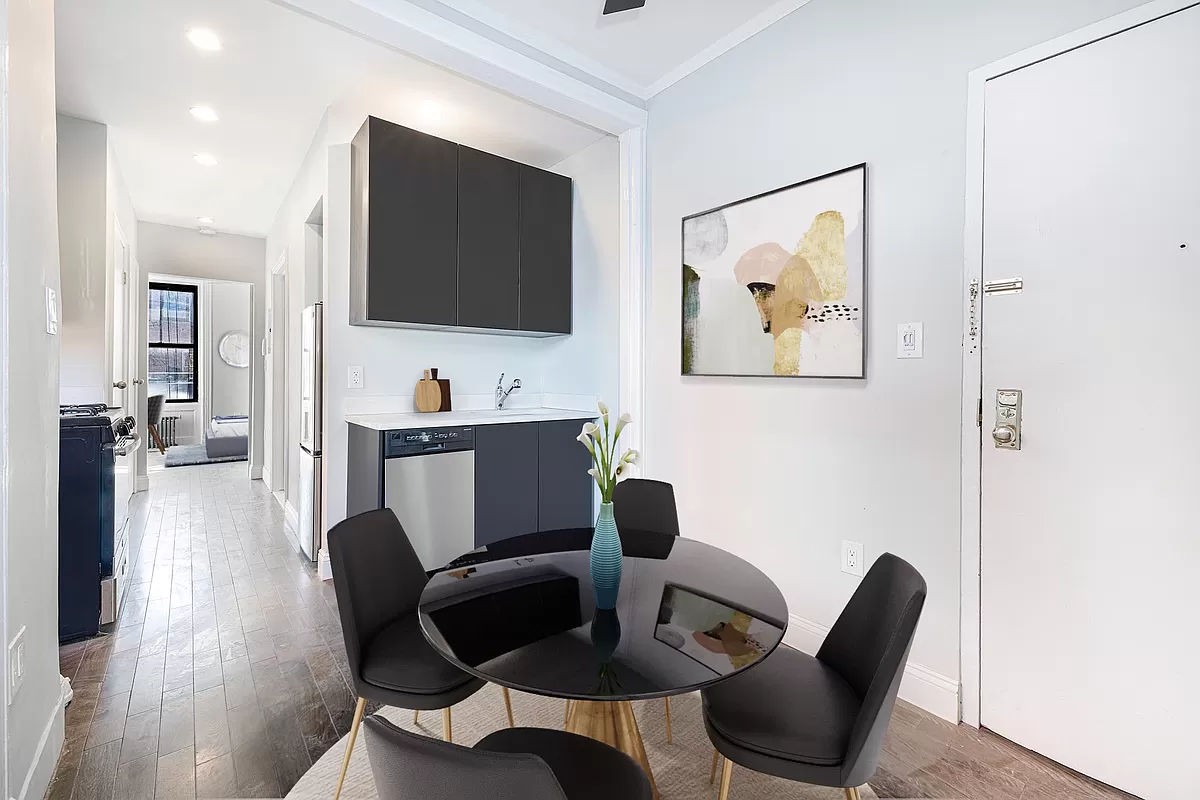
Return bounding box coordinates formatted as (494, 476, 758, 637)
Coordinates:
(993, 389, 1022, 450)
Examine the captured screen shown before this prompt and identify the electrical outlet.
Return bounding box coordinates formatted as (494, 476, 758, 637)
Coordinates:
(841, 540, 864, 577)
(347, 365, 364, 390)
(8, 626, 26, 705)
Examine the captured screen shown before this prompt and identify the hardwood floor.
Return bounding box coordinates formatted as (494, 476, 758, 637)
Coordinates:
(46, 460, 1137, 800)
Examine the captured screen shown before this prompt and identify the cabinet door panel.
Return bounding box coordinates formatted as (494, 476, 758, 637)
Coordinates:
(458, 147, 519, 330)
(519, 166, 573, 334)
(366, 119, 459, 326)
(474, 424, 539, 547)
(538, 420, 594, 531)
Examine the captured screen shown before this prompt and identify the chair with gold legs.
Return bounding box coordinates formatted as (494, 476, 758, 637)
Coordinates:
(328, 509, 516, 800)
(702, 554, 926, 800)
(612, 478, 682, 743)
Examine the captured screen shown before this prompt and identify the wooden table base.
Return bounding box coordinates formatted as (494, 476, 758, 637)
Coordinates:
(565, 699, 661, 799)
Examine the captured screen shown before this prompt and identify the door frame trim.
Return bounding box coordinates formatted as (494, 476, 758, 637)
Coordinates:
(958, 0, 1200, 727)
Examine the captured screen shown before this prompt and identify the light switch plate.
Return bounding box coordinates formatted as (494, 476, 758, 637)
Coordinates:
(841, 540, 864, 577)
(347, 365, 364, 390)
(897, 322, 923, 359)
(7, 626, 26, 705)
(45, 287, 58, 335)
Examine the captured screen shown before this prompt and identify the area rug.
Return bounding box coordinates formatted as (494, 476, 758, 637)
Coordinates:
(163, 443, 247, 467)
(286, 684, 877, 799)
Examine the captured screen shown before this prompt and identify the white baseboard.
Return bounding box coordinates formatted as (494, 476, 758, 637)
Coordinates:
(135, 474, 149, 493)
(17, 693, 65, 800)
(284, 500, 300, 535)
(784, 613, 960, 723)
(262, 466, 273, 491)
(318, 549, 333, 581)
(249, 464, 263, 480)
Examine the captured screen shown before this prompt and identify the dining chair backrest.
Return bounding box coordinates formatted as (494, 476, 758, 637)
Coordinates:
(147, 394, 164, 426)
(613, 479, 681, 537)
(363, 715, 567, 800)
(816, 552, 926, 786)
(328, 509, 429, 693)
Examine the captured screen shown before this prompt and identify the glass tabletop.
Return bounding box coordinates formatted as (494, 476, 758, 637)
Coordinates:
(417, 528, 789, 701)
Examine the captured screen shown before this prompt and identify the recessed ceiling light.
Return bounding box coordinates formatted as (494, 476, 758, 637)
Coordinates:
(196, 216, 214, 225)
(193, 152, 218, 167)
(189, 105, 219, 123)
(186, 27, 222, 52)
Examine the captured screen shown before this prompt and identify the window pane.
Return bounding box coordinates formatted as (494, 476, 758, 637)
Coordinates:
(148, 347, 195, 401)
(148, 286, 195, 345)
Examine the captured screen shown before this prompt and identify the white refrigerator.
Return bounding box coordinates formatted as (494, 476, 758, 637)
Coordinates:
(298, 302, 322, 561)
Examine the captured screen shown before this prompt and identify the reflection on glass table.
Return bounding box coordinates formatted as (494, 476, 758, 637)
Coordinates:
(654, 584, 784, 676)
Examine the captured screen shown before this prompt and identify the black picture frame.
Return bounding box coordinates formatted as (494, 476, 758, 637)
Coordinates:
(680, 162, 868, 379)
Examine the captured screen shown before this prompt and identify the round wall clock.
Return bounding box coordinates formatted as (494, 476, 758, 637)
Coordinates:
(218, 331, 250, 368)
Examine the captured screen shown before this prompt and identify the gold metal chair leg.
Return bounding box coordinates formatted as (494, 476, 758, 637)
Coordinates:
(709, 749, 720, 784)
(717, 756, 733, 800)
(663, 696, 673, 744)
(413, 710, 419, 725)
(564, 700, 571, 725)
(843, 788, 862, 800)
(334, 697, 366, 800)
(502, 687, 515, 728)
(443, 707, 453, 742)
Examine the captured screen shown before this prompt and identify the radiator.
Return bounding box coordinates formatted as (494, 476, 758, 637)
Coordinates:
(160, 416, 179, 447)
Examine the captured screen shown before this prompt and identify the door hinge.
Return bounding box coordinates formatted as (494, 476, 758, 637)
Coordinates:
(976, 398, 983, 428)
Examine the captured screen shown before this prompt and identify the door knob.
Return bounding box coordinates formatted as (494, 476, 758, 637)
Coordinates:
(992, 425, 1017, 446)
(132, 378, 145, 385)
(113, 380, 128, 389)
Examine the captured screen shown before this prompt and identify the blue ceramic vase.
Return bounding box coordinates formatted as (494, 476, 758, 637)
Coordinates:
(590, 502, 623, 609)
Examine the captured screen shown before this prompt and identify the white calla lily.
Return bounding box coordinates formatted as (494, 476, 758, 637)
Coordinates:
(582, 422, 600, 438)
(576, 401, 633, 504)
(597, 400, 609, 419)
(613, 413, 632, 438)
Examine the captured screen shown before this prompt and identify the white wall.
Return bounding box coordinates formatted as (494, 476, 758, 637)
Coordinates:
(207, 282, 252, 418)
(55, 114, 138, 406)
(55, 114, 108, 403)
(266, 107, 621, 556)
(643, 0, 1147, 704)
(1, 0, 67, 795)
(137, 223, 265, 477)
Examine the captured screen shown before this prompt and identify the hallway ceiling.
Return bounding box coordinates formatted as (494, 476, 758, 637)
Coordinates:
(412, 0, 813, 96)
(55, 0, 607, 237)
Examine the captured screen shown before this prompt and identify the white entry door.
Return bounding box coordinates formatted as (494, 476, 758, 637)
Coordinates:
(980, 6, 1199, 800)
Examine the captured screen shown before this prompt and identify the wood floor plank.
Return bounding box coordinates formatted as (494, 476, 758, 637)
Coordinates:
(113, 753, 158, 800)
(70, 739, 120, 800)
(154, 745, 196, 800)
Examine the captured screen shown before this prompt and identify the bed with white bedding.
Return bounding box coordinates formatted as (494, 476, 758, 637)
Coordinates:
(205, 415, 249, 459)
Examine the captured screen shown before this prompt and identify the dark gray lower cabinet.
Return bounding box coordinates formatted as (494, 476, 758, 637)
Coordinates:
(474, 423, 540, 547)
(538, 419, 595, 530)
(474, 420, 594, 547)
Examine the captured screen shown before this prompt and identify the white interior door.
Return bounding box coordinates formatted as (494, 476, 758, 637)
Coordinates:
(980, 7, 1199, 800)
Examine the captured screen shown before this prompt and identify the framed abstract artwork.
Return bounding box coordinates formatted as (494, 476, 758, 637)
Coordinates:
(681, 163, 867, 378)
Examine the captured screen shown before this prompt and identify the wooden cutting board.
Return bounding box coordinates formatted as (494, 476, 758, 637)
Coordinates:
(414, 370, 442, 413)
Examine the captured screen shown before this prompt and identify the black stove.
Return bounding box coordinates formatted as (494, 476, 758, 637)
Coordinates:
(58, 403, 139, 641)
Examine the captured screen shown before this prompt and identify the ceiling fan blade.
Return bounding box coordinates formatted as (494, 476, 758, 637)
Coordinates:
(603, 0, 646, 14)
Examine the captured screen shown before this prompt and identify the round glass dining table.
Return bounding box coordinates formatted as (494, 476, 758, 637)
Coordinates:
(418, 527, 789, 797)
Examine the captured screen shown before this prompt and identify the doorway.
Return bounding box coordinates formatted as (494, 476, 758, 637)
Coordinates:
(965, 4, 1199, 799)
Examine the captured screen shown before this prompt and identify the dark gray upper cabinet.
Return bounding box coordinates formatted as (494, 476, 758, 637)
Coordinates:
(458, 146, 520, 331)
(519, 165, 574, 335)
(475, 423, 540, 548)
(350, 116, 573, 336)
(351, 117, 459, 327)
(537, 419, 594, 530)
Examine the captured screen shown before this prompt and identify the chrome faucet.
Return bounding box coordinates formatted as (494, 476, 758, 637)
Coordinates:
(495, 373, 522, 409)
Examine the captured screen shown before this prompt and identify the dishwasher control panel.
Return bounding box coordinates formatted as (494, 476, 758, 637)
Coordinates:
(385, 426, 475, 457)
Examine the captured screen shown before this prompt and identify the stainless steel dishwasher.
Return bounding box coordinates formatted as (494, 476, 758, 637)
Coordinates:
(382, 426, 475, 570)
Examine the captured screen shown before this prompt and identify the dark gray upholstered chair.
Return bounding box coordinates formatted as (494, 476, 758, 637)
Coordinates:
(613, 478, 681, 537)
(328, 509, 515, 800)
(702, 553, 927, 800)
(146, 394, 166, 454)
(580, 478, 682, 741)
(363, 714, 652, 800)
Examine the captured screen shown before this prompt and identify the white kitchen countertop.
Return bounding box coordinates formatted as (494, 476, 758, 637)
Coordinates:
(344, 407, 597, 431)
